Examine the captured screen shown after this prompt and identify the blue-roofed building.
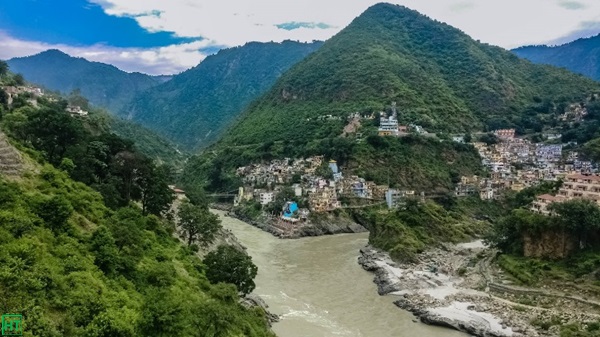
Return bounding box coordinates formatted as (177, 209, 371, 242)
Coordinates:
(282, 201, 299, 218)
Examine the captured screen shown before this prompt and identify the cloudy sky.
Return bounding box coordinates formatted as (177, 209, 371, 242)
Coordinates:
(1, 0, 599, 75)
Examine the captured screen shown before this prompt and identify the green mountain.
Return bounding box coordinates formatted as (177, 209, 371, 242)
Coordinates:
(220, 3, 599, 147)
(7, 50, 166, 112)
(109, 117, 186, 167)
(123, 41, 323, 149)
(183, 3, 599, 194)
(513, 34, 600, 81)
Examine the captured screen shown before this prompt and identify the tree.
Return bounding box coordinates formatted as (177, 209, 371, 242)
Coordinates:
(24, 107, 83, 164)
(0, 88, 8, 108)
(184, 185, 209, 209)
(111, 151, 145, 203)
(139, 164, 174, 216)
(68, 89, 89, 109)
(178, 202, 221, 247)
(0, 60, 8, 78)
(265, 186, 296, 214)
(13, 74, 25, 86)
(203, 245, 258, 295)
(479, 133, 499, 145)
(549, 199, 600, 250)
(90, 226, 119, 275)
(33, 194, 74, 233)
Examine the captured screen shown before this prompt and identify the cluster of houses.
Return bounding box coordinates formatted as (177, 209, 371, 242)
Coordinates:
(234, 156, 412, 220)
(532, 174, 600, 214)
(2, 85, 45, 107)
(454, 128, 598, 202)
(559, 103, 588, 122)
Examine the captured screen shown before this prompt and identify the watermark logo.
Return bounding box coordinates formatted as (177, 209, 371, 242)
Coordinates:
(1, 314, 23, 336)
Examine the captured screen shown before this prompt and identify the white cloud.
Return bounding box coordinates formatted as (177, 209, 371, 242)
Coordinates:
(3, 0, 600, 74)
(92, 0, 600, 49)
(0, 31, 212, 75)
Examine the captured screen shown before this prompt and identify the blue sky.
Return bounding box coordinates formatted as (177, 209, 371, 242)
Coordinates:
(0, 0, 198, 48)
(1, 0, 599, 75)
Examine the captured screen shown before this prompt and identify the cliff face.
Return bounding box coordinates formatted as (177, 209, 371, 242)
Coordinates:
(522, 231, 576, 259)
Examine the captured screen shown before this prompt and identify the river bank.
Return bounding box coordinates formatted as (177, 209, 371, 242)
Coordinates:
(226, 207, 367, 239)
(359, 242, 600, 337)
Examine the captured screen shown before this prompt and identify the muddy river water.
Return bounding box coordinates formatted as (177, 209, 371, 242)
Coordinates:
(215, 211, 466, 337)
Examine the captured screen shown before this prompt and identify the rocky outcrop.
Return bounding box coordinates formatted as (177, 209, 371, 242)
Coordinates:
(294, 216, 367, 237)
(522, 231, 575, 259)
(359, 245, 518, 337)
(359, 243, 600, 337)
(240, 294, 280, 326)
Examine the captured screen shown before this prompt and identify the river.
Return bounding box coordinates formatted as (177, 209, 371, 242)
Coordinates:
(215, 211, 466, 337)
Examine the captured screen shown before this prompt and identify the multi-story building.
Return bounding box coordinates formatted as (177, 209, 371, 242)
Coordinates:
(532, 174, 600, 214)
(531, 194, 565, 215)
(309, 187, 341, 212)
(494, 129, 516, 139)
(385, 189, 415, 208)
(557, 174, 600, 202)
(378, 114, 399, 136)
(259, 192, 274, 205)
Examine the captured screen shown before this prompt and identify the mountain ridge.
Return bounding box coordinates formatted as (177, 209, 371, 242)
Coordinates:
(122, 40, 323, 149)
(513, 34, 600, 81)
(7, 49, 165, 112)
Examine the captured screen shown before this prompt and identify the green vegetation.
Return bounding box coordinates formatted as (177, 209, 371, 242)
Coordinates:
(7, 50, 164, 112)
(221, 3, 598, 148)
(204, 245, 259, 296)
(561, 322, 600, 337)
(178, 201, 222, 247)
(357, 199, 486, 262)
(109, 118, 186, 167)
(488, 199, 600, 257)
(182, 134, 483, 195)
(504, 180, 563, 209)
(125, 41, 323, 149)
(1, 92, 176, 214)
(0, 78, 273, 336)
(513, 34, 600, 81)
(0, 168, 273, 336)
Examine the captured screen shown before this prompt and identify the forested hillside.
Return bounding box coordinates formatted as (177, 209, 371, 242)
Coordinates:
(184, 3, 597, 194)
(0, 68, 273, 336)
(109, 118, 186, 167)
(513, 34, 600, 81)
(7, 50, 165, 112)
(220, 3, 598, 147)
(123, 41, 323, 149)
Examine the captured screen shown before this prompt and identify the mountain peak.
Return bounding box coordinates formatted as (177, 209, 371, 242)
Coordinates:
(39, 49, 70, 56)
(219, 4, 598, 147)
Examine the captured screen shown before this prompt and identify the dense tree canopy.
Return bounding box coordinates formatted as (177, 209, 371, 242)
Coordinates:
(204, 245, 258, 295)
(178, 201, 222, 247)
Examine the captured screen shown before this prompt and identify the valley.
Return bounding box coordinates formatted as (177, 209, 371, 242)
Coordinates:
(3, 1, 600, 337)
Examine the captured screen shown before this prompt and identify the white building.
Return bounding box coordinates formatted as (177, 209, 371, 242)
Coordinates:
(259, 192, 274, 205)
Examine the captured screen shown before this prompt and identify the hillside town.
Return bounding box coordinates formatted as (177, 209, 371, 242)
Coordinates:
(234, 117, 600, 228)
(234, 156, 401, 218)
(454, 128, 598, 203)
